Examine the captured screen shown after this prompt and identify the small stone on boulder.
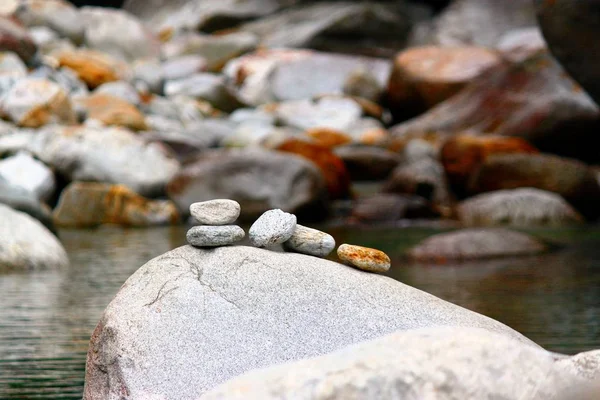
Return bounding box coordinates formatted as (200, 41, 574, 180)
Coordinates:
(190, 199, 241, 226)
(187, 225, 245, 248)
(249, 209, 297, 248)
(283, 224, 335, 257)
(337, 244, 391, 273)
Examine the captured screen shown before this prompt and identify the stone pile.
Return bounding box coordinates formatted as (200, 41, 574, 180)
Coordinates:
(186, 199, 391, 273)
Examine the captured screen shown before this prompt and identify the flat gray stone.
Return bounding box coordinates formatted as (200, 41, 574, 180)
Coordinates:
(186, 225, 245, 247)
(83, 245, 539, 399)
(283, 224, 335, 257)
(249, 209, 296, 247)
(190, 199, 241, 225)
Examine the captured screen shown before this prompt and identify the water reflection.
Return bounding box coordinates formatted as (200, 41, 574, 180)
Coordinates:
(0, 225, 599, 398)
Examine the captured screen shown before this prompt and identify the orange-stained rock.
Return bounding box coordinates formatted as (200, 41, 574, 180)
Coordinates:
(53, 182, 180, 228)
(305, 128, 352, 149)
(337, 243, 391, 273)
(387, 46, 500, 119)
(77, 93, 147, 131)
(441, 134, 538, 190)
(276, 138, 351, 200)
(56, 49, 123, 89)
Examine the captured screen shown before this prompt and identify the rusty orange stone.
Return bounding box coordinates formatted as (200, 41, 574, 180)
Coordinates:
(56, 49, 122, 89)
(305, 128, 352, 148)
(276, 138, 351, 200)
(441, 134, 538, 189)
(337, 244, 391, 273)
(77, 94, 147, 131)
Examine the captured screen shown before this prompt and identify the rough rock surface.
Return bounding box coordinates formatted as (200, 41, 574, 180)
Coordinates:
(190, 199, 240, 225)
(187, 225, 245, 247)
(283, 224, 335, 257)
(76, 93, 147, 131)
(0, 125, 180, 197)
(0, 174, 54, 230)
(201, 326, 600, 400)
(55, 49, 125, 89)
(249, 209, 296, 247)
(84, 245, 538, 399)
(13, 0, 84, 44)
(407, 228, 547, 262)
(0, 151, 56, 203)
(53, 182, 180, 228)
(166, 149, 326, 219)
(337, 244, 391, 273)
(0, 203, 68, 272)
(457, 188, 584, 227)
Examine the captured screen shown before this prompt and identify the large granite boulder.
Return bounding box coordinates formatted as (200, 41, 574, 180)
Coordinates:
(202, 326, 600, 400)
(0, 203, 68, 272)
(0, 125, 180, 197)
(84, 245, 538, 399)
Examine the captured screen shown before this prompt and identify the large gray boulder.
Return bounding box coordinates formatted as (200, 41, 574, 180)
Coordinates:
(202, 327, 600, 400)
(0, 203, 68, 272)
(84, 245, 538, 399)
(0, 125, 180, 197)
(0, 174, 54, 231)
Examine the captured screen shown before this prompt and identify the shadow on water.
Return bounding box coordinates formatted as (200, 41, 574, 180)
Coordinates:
(1, 224, 600, 398)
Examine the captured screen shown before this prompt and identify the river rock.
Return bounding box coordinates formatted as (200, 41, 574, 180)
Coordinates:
(0, 151, 55, 203)
(407, 228, 548, 262)
(94, 81, 141, 106)
(190, 199, 241, 225)
(497, 27, 547, 63)
(187, 225, 245, 247)
(161, 55, 207, 81)
(13, 0, 84, 44)
(274, 97, 363, 132)
(387, 46, 500, 120)
(383, 158, 451, 206)
(55, 49, 124, 89)
(342, 68, 382, 103)
(335, 145, 401, 181)
(0, 174, 54, 231)
(249, 209, 296, 247)
(468, 153, 600, 221)
(84, 244, 539, 399)
(166, 149, 326, 219)
(0, 125, 180, 197)
(0, 51, 27, 78)
(390, 51, 599, 155)
(350, 194, 437, 224)
(80, 7, 160, 61)
(53, 182, 180, 228)
(275, 138, 351, 200)
(283, 224, 335, 257)
(0, 78, 76, 128)
(76, 93, 147, 131)
(457, 188, 584, 227)
(201, 326, 600, 400)
(0, 16, 37, 63)
(0, 203, 68, 272)
(337, 244, 390, 273)
(164, 73, 241, 112)
(305, 127, 351, 149)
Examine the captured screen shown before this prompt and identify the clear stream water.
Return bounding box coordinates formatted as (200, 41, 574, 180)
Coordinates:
(1, 225, 600, 399)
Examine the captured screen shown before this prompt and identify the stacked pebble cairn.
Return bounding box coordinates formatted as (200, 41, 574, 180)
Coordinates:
(187, 199, 391, 273)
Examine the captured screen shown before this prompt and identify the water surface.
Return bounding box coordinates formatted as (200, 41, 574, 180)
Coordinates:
(1, 225, 599, 398)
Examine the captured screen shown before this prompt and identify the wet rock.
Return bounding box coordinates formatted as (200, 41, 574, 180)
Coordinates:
(190, 199, 241, 225)
(387, 46, 500, 119)
(0, 174, 54, 230)
(0, 78, 76, 128)
(335, 145, 401, 181)
(441, 134, 538, 194)
(202, 326, 599, 400)
(13, 0, 84, 44)
(457, 188, 584, 227)
(305, 127, 352, 149)
(0, 203, 68, 271)
(76, 93, 147, 131)
(337, 243, 391, 273)
(468, 153, 600, 221)
(30, 64, 88, 96)
(0, 16, 37, 63)
(53, 182, 180, 228)
(274, 97, 363, 132)
(390, 51, 599, 152)
(186, 225, 245, 247)
(161, 55, 207, 81)
(350, 194, 437, 224)
(56, 49, 124, 89)
(384, 158, 451, 206)
(80, 7, 161, 61)
(401, 138, 438, 164)
(275, 138, 351, 200)
(0, 151, 55, 203)
(84, 244, 536, 399)
(342, 68, 383, 103)
(164, 73, 241, 112)
(283, 224, 335, 257)
(0, 51, 27, 77)
(224, 49, 391, 106)
(94, 81, 140, 106)
(0, 125, 180, 197)
(162, 32, 258, 72)
(131, 59, 164, 94)
(407, 228, 547, 262)
(249, 209, 296, 248)
(496, 27, 547, 63)
(166, 149, 326, 219)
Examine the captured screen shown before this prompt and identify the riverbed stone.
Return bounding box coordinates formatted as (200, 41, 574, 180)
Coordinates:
(0, 16, 37, 63)
(0, 174, 54, 231)
(84, 244, 539, 399)
(0, 203, 68, 272)
(187, 225, 245, 247)
(76, 93, 147, 131)
(190, 199, 241, 225)
(337, 244, 391, 273)
(201, 326, 600, 400)
(283, 224, 335, 257)
(55, 49, 124, 89)
(0, 151, 55, 203)
(13, 0, 84, 44)
(0, 52, 27, 78)
(407, 228, 548, 262)
(249, 209, 296, 248)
